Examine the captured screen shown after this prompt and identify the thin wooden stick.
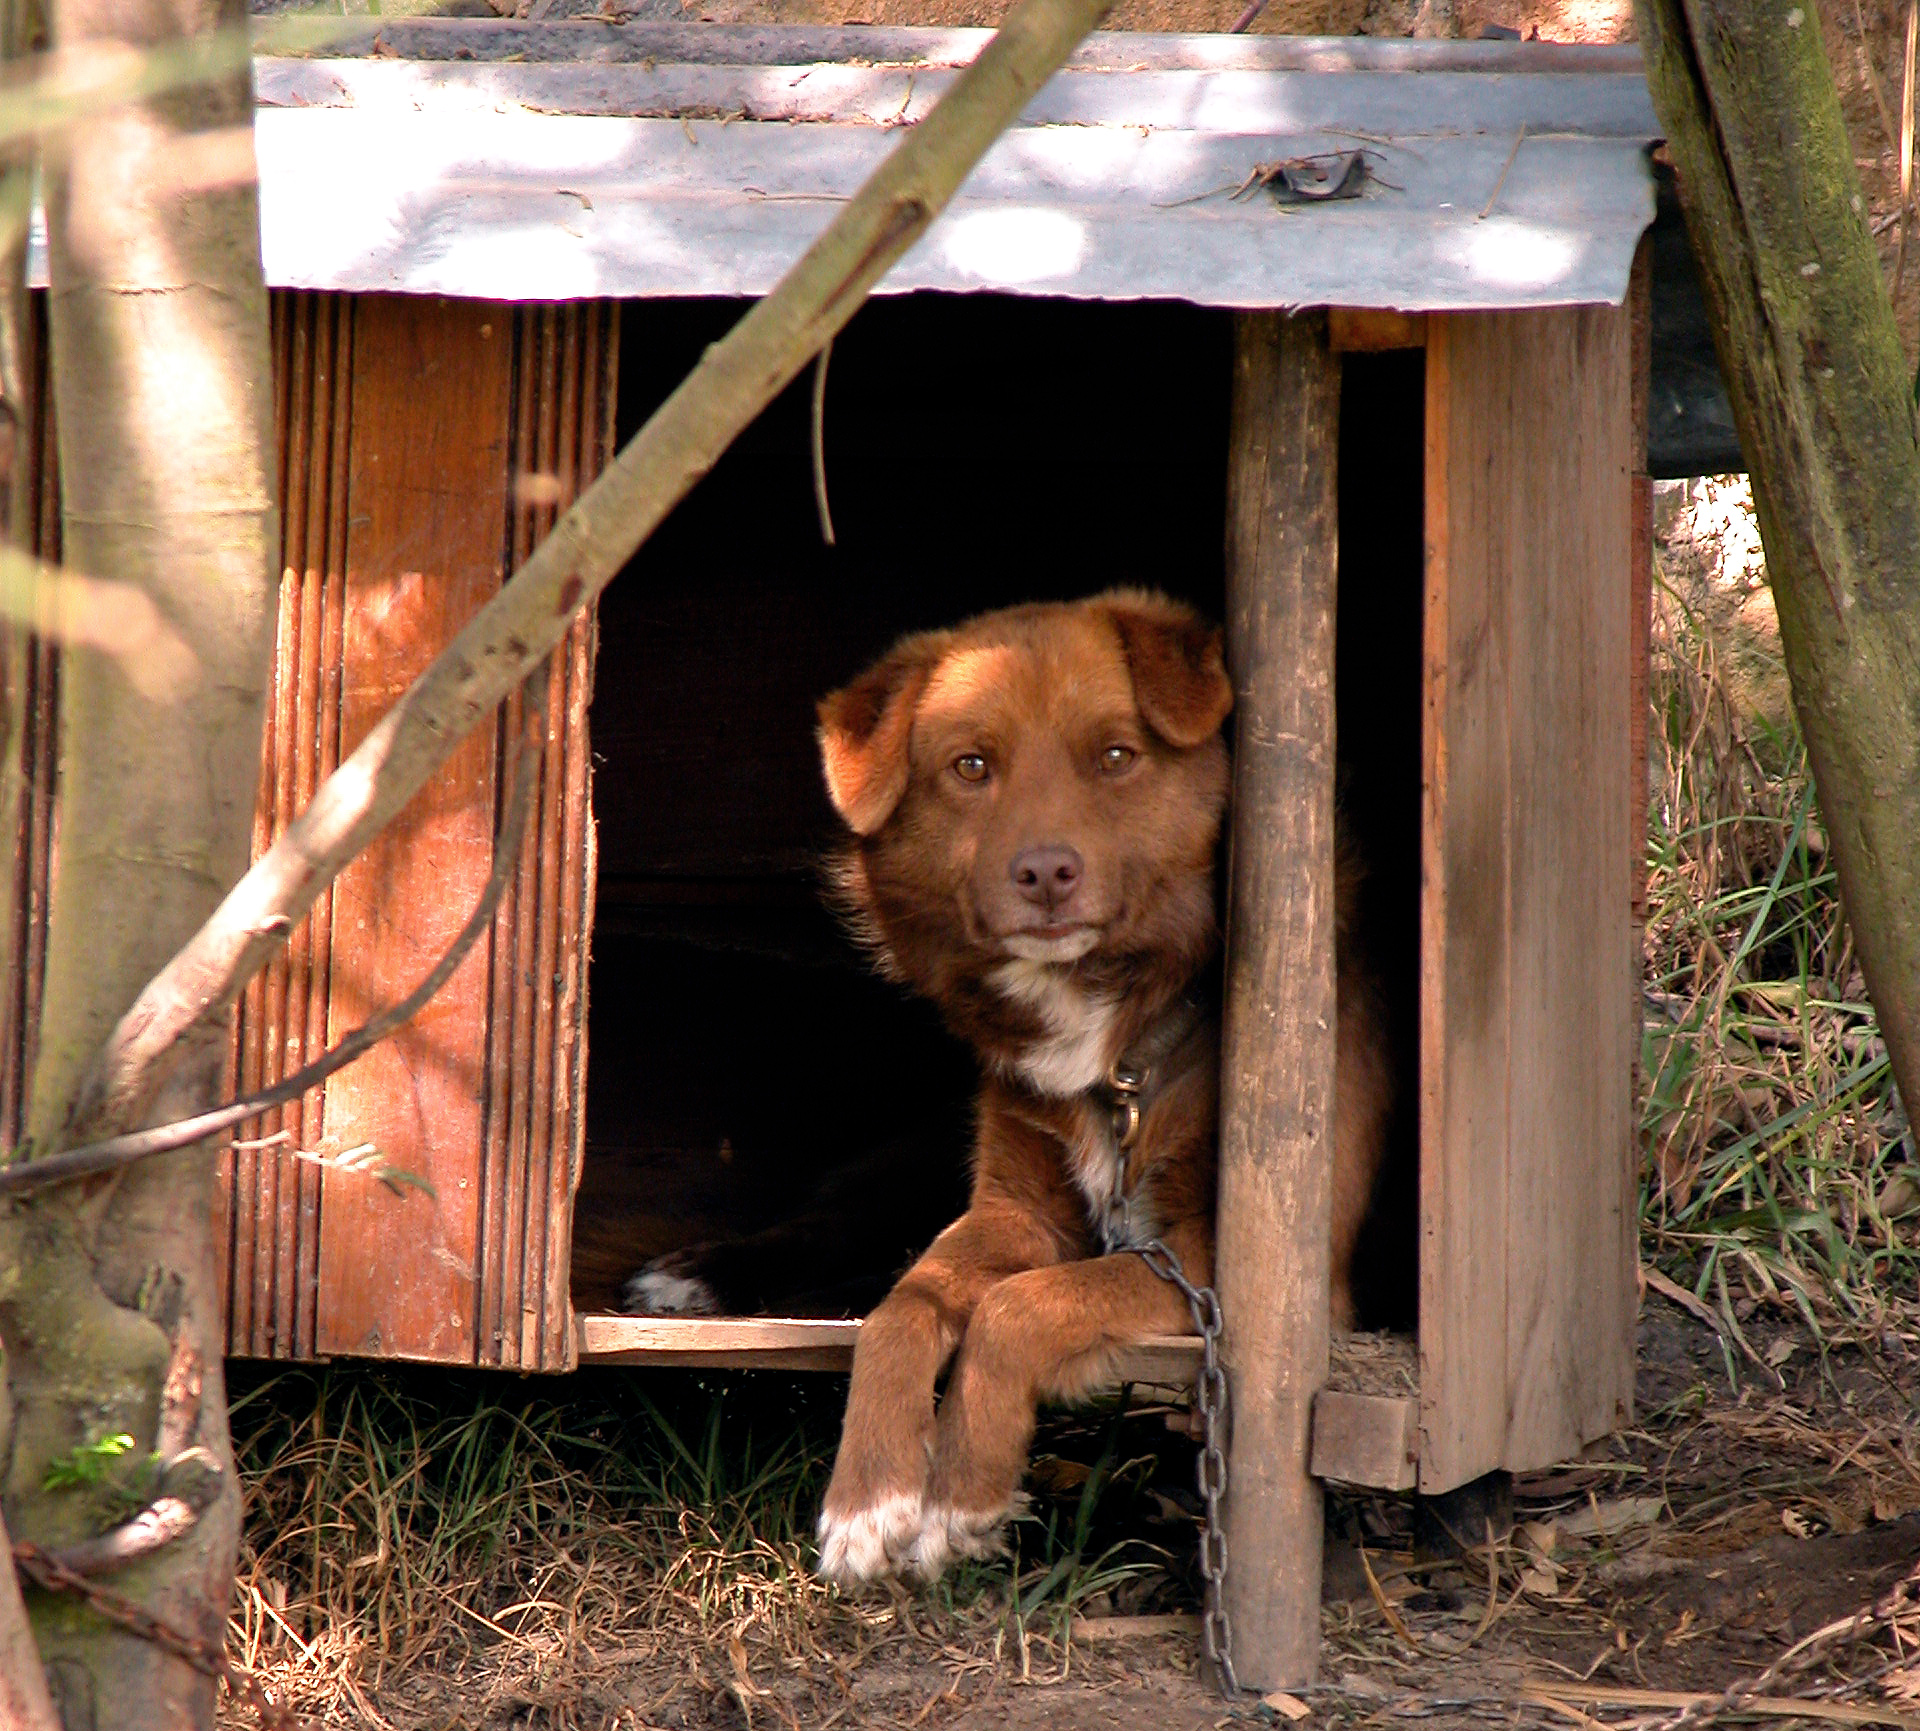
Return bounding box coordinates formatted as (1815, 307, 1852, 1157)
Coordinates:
(63, 0, 1116, 1147)
(1525, 1682, 1920, 1731)
(1478, 125, 1526, 220)
(811, 336, 836, 547)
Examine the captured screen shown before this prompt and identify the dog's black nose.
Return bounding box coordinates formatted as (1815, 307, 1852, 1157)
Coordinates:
(1011, 845, 1084, 911)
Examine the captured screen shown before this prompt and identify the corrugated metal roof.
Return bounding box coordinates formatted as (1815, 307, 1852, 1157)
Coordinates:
(127, 25, 1673, 309)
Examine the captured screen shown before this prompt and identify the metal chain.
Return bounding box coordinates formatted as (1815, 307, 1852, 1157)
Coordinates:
(1096, 1052, 1240, 1697)
(1129, 1236, 1239, 1698)
(13, 1540, 299, 1729)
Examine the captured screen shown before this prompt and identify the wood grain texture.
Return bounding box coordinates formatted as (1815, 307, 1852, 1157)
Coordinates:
(1420, 307, 1637, 1490)
(1500, 302, 1636, 1467)
(1216, 309, 1340, 1691)
(1310, 1390, 1419, 1490)
(475, 301, 615, 1371)
(1420, 311, 1512, 1493)
(223, 291, 353, 1360)
(576, 1314, 1205, 1380)
(0, 292, 59, 1151)
(1630, 240, 1654, 928)
(315, 296, 514, 1363)
(1328, 309, 1426, 354)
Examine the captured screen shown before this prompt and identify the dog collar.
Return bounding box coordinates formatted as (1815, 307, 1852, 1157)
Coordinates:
(1093, 995, 1207, 1151)
(1089, 996, 1206, 1251)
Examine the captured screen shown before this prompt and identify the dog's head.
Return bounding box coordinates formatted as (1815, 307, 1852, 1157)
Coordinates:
(817, 591, 1232, 1024)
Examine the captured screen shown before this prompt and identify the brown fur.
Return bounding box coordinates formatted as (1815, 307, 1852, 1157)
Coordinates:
(813, 591, 1390, 1586)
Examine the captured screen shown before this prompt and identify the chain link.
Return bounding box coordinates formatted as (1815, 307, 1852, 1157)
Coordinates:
(1129, 1236, 1239, 1698)
(13, 1540, 299, 1729)
(1096, 1046, 1240, 1697)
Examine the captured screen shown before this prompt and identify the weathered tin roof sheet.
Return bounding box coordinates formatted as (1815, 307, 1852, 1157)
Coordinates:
(248, 25, 1664, 309)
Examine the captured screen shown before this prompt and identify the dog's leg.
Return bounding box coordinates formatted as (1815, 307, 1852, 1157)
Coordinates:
(818, 1199, 1063, 1586)
(903, 1219, 1210, 1581)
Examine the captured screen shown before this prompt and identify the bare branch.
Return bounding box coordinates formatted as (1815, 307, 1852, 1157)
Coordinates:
(0, 1509, 60, 1731)
(64, 0, 1116, 1146)
(0, 546, 197, 702)
(0, 676, 543, 1192)
(38, 1448, 223, 1578)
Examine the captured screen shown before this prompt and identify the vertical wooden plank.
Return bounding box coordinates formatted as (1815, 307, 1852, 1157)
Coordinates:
(223, 291, 353, 1360)
(1216, 310, 1339, 1691)
(475, 308, 545, 1368)
(1629, 240, 1654, 928)
(1419, 313, 1513, 1493)
(1, 292, 59, 1150)
(542, 301, 612, 1366)
(315, 295, 512, 1363)
(302, 293, 355, 1349)
(1420, 307, 1638, 1488)
(1501, 302, 1637, 1465)
(475, 301, 613, 1371)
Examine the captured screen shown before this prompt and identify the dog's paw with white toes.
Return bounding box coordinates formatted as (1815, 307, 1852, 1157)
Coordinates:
(622, 1267, 720, 1316)
(816, 1492, 924, 1586)
(900, 1503, 1012, 1582)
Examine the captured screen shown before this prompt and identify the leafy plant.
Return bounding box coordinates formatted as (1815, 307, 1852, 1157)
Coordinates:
(42, 1430, 137, 1494)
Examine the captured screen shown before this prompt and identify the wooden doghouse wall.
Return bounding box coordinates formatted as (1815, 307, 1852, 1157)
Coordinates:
(1419, 301, 1639, 1491)
(0, 289, 614, 1369)
(223, 293, 616, 1369)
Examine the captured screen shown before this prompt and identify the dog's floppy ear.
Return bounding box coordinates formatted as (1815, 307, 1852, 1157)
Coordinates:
(817, 631, 949, 836)
(1103, 591, 1234, 749)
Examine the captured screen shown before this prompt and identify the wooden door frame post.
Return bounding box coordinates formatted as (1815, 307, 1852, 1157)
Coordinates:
(1217, 309, 1340, 1690)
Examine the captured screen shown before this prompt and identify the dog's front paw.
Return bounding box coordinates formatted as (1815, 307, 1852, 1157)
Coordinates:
(622, 1260, 721, 1316)
(816, 1490, 926, 1586)
(900, 1500, 1017, 1582)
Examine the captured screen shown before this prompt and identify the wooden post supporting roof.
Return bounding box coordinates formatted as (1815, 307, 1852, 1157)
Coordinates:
(1216, 310, 1340, 1691)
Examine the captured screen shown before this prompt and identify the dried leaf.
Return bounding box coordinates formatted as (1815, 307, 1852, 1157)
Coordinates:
(1558, 1495, 1665, 1539)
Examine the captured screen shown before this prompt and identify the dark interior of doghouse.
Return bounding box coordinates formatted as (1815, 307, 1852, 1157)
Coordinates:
(567, 294, 1425, 1328)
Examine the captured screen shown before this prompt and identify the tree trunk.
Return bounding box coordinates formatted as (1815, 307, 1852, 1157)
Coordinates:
(0, 0, 275, 1718)
(1636, 0, 1920, 1125)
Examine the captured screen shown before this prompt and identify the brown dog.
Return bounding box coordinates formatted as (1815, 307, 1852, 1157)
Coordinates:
(813, 590, 1390, 1585)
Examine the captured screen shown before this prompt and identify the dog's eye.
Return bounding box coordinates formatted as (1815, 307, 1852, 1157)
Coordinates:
(1100, 744, 1138, 773)
(953, 753, 990, 783)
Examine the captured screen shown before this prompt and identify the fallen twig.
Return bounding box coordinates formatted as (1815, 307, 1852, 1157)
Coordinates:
(1525, 1681, 1920, 1731)
(1527, 1546, 1920, 1731)
(1478, 125, 1526, 219)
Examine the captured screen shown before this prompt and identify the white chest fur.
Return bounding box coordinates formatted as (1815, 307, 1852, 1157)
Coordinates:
(990, 959, 1118, 1098)
(992, 959, 1159, 1239)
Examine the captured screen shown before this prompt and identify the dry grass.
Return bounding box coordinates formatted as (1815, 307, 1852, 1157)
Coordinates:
(1640, 477, 1919, 1367)
(217, 1367, 1209, 1727)
(222, 1367, 847, 1727)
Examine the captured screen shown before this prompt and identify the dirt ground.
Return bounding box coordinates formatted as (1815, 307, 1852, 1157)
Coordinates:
(328, 1296, 1916, 1731)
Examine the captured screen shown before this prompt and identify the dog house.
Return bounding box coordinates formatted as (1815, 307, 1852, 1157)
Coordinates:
(1, 21, 1660, 1686)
